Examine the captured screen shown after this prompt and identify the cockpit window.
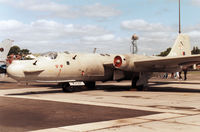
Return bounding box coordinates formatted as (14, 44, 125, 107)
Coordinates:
(41, 52, 58, 59)
(64, 51, 70, 54)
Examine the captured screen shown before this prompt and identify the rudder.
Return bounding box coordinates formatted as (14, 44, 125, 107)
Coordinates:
(0, 39, 13, 62)
(168, 34, 191, 57)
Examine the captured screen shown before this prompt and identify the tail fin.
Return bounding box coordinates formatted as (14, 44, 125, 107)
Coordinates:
(168, 34, 191, 57)
(0, 39, 13, 62)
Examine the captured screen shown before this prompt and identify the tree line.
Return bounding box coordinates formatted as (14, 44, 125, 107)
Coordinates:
(157, 46, 200, 56)
(8, 45, 31, 56)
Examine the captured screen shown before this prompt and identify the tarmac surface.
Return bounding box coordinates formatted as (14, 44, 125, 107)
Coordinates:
(0, 73, 200, 132)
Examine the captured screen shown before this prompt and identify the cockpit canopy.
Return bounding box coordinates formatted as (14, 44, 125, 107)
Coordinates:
(41, 52, 58, 59)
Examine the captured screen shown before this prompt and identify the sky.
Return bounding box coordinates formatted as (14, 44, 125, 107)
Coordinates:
(0, 0, 200, 55)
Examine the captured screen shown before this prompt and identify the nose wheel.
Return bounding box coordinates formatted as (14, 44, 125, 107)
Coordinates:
(61, 82, 74, 92)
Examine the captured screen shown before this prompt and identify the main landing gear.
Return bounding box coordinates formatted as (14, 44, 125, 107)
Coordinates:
(84, 81, 96, 90)
(131, 76, 145, 91)
(61, 82, 74, 92)
(60, 81, 96, 92)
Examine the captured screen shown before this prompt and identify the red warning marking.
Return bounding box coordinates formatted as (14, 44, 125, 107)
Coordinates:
(81, 71, 84, 76)
(60, 64, 63, 68)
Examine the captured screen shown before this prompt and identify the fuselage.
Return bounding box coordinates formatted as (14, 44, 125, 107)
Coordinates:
(7, 52, 116, 82)
(7, 51, 182, 83)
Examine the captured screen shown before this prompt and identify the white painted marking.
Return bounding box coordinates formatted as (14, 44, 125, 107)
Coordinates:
(137, 113, 185, 120)
(69, 81, 84, 86)
(165, 115, 200, 126)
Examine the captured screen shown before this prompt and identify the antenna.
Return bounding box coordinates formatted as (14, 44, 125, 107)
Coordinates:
(179, 0, 181, 34)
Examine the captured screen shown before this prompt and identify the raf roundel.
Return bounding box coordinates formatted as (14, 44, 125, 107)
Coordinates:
(0, 48, 4, 52)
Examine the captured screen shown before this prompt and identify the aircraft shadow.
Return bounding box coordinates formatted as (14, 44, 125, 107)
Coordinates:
(149, 81, 200, 85)
(0, 81, 14, 84)
(96, 85, 131, 92)
(97, 85, 200, 93)
(6, 81, 200, 95)
(147, 81, 200, 93)
(31, 84, 60, 89)
(147, 86, 200, 93)
(6, 90, 62, 96)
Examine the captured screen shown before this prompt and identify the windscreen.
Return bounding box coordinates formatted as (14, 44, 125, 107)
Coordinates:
(41, 52, 58, 59)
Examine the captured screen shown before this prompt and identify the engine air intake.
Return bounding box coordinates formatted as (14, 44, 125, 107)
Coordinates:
(114, 56, 122, 68)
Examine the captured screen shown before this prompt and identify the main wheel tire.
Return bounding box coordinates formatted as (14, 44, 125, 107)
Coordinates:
(131, 76, 144, 91)
(84, 81, 96, 90)
(58, 82, 64, 87)
(136, 85, 144, 91)
(62, 82, 74, 92)
(131, 76, 139, 88)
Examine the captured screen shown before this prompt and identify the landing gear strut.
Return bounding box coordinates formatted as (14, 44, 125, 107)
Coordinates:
(131, 76, 144, 91)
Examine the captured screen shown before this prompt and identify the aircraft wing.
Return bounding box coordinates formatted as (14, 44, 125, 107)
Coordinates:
(114, 55, 200, 72)
(133, 55, 200, 72)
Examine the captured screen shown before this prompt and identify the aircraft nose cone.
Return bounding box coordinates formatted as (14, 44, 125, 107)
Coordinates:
(7, 62, 24, 80)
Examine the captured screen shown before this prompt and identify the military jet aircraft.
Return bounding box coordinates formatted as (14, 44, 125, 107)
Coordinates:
(6, 34, 200, 92)
(0, 39, 13, 73)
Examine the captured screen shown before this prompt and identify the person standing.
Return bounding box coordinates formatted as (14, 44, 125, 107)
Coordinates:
(183, 67, 188, 80)
(179, 71, 182, 80)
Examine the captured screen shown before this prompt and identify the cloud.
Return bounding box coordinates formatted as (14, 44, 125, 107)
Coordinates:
(0, 19, 133, 54)
(82, 34, 115, 42)
(0, 19, 117, 53)
(0, 0, 120, 19)
(121, 18, 200, 55)
(0, 19, 109, 39)
(121, 19, 173, 33)
(2, 18, 200, 55)
(191, 0, 200, 6)
(121, 19, 180, 54)
(17, 0, 77, 18)
(0, 19, 177, 55)
(82, 3, 121, 18)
